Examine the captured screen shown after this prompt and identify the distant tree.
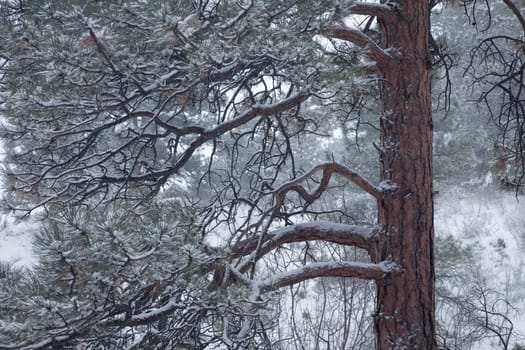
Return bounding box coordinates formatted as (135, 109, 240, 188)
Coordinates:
(465, 0, 525, 189)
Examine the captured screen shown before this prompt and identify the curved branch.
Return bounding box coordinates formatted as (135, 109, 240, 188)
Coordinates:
(502, 0, 525, 36)
(272, 162, 382, 202)
(232, 221, 379, 260)
(204, 91, 310, 138)
(258, 260, 392, 293)
(107, 91, 310, 184)
(329, 163, 383, 198)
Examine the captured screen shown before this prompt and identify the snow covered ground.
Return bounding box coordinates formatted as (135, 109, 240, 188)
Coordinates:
(435, 186, 525, 348)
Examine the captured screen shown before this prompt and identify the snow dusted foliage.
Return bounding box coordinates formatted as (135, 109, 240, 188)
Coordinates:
(0, 0, 366, 211)
(1, 199, 293, 349)
(0, 201, 220, 348)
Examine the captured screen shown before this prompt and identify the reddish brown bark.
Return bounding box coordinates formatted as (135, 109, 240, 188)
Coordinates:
(372, 0, 436, 348)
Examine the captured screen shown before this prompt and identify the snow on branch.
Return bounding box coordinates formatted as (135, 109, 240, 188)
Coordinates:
(203, 91, 310, 138)
(145, 91, 310, 178)
(258, 260, 392, 293)
(327, 162, 382, 198)
(232, 221, 379, 261)
(332, 23, 390, 67)
(129, 297, 183, 324)
(206, 58, 271, 83)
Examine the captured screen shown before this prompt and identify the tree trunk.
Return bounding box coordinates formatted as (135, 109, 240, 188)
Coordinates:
(373, 0, 436, 348)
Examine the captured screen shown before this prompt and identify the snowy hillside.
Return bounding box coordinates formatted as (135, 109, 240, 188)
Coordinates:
(435, 186, 525, 349)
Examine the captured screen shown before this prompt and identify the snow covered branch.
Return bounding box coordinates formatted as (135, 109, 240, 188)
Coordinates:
(224, 164, 381, 270)
(327, 162, 383, 198)
(232, 221, 379, 260)
(332, 23, 390, 67)
(206, 58, 271, 83)
(258, 261, 392, 293)
(203, 91, 311, 138)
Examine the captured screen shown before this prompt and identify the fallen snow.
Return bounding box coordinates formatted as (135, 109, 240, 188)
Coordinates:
(0, 216, 38, 267)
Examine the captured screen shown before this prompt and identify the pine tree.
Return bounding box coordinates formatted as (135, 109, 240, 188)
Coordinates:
(1, 0, 522, 349)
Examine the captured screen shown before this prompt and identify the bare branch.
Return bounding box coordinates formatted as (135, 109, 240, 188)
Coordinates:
(272, 162, 382, 202)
